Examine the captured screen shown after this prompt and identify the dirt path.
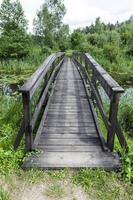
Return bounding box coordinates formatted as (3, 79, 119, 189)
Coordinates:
(11, 180, 90, 200)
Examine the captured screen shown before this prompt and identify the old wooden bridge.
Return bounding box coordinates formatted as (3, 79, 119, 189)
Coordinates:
(14, 52, 128, 169)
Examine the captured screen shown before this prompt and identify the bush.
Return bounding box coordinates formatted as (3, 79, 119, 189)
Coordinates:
(119, 88, 133, 134)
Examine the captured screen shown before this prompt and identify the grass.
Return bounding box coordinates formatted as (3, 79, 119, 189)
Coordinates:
(0, 187, 10, 200)
(72, 169, 133, 200)
(0, 46, 45, 86)
(44, 184, 65, 199)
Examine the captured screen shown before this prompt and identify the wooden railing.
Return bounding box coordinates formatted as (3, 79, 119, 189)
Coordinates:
(14, 52, 64, 151)
(73, 52, 128, 152)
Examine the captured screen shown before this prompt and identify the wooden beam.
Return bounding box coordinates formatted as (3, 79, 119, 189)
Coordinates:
(107, 92, 120, 151)
(22, 92, 33, 151)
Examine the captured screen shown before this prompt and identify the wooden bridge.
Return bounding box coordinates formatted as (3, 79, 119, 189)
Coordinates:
(14, 52, 128, 170)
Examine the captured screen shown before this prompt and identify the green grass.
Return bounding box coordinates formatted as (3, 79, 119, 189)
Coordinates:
(0, 188, 10, 200)
(44, 184, 65, 199)
(0, 46, 45, 86)
(72, 169, 133, 200)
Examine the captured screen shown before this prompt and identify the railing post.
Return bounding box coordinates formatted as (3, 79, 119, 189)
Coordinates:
(80, 54, 82, 65)
(107, 92, 120, 151)
(85, 56, 88, 70)
(22, 92, 33, 151)
(91, 69, 97, 105)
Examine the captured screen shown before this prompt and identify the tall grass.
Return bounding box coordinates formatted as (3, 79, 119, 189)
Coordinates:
(0, 46, 45, 85)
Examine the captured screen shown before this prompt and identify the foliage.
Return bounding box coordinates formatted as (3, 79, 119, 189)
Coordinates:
(121, 149, 133, 183)
(33, 0, 69, 50)
(71, 29, 86, 50)
(0, 0, 30, 59)
(119, 88, 133, 134)
(0, 94, 24, 175)
(70, 17, 133, 86)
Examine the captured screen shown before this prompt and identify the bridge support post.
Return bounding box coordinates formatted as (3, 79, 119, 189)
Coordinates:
(22, 92, 33, 151)
(107, 92, 120, 151)
(91, 70, 97, 106)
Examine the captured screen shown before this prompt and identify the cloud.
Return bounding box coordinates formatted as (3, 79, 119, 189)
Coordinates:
(0, 0, 132, 32)
(63, 0, 133, 30)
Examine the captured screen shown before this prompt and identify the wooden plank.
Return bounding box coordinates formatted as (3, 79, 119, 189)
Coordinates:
(43, 122, 95, 127)
(41, 126, 96, 134)
(40, 133, 98, 139)
(22, 151, 120, 169)
(36, 145, 102, 152)
(44, 119, 94, 124)
(46, 116, 93, 121)
(38, 138, 100, 146)
(46, 113, 92, 117)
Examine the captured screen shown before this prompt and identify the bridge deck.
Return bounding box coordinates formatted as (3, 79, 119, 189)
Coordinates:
(23, 58, 120, 169)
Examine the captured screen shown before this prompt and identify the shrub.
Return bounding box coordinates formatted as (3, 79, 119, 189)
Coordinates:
(119, 88, 133, 134)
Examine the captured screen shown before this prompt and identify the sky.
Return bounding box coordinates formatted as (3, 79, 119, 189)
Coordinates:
(0, 0, 133, 32)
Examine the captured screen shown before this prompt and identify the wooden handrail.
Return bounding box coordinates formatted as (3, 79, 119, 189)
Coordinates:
(84, 53, 124, 97)
(20, 52, 64, 99)
(14, 52, 64, 151)
(73, 52, 128, 152)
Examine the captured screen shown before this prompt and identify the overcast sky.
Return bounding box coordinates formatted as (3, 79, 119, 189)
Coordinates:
(0, 0, 133, 32)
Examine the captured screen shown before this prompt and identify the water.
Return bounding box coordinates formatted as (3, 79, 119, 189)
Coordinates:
(2, 83, 23, 96)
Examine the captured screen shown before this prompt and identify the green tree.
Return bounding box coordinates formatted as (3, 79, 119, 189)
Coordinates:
(71, 29, 86, 50)
(0, 0, 29, 59)
(55, 24, 70, 51)
(33, 0, 66, 50)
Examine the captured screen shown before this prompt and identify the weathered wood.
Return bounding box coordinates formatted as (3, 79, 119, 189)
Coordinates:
(22, 92, 33, 151)
(40, 133, 98, 139)
(20, 53, 64, 98)
(31, 59, 63, 129)
(74, 59, 107, 151)
(41, 126, 96, 134)
(73, 53, 127, 152)
(14, 53, 64, 151)
(38, 138, 100, 146)
(83, 66, 111, 131)
(22, 151, 120, 169)
(38, 145, 102, 152)
(116, 122, 128, 151)
(107, 93, 120, 151)
(14, 119, 25, 150)
(84, 53, 124, 97)
(22, 58, 121, 169)
(33, 82, 56, 148)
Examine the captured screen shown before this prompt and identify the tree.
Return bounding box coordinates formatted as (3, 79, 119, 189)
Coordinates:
(33, 0, 66, 50)
(0, 0, 30, 59)
(55, 24, 70, 51)
(71, 29, 86, 50)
